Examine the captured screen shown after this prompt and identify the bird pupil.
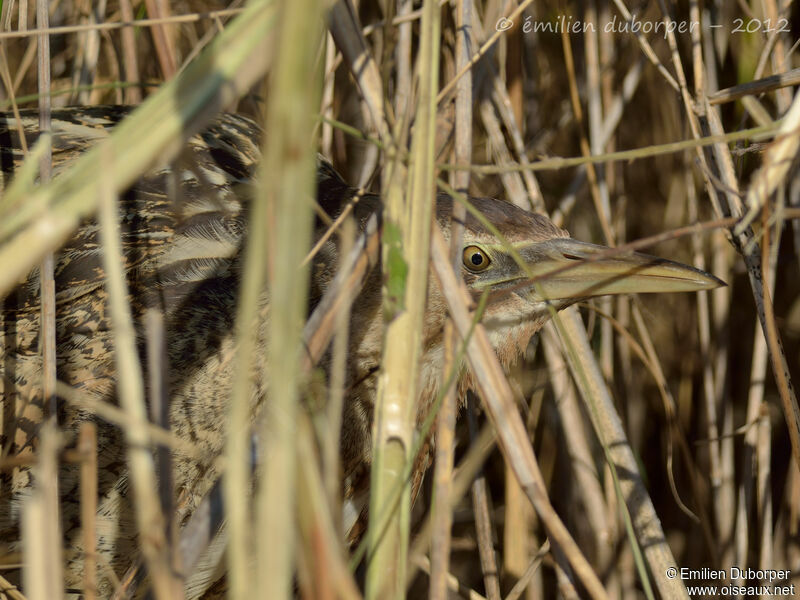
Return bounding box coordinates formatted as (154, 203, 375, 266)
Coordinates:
(471, 253, 483, 266)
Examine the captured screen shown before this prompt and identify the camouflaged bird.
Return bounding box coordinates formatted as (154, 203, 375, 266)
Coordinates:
(0, 106, 265, 598)
(0, 106, 723, 599)
(0, 107, 392, 598)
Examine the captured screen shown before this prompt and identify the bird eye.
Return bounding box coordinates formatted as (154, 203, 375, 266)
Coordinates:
(462, 246, 490, 272)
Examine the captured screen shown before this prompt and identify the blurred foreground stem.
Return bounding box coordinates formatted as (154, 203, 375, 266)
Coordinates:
(253, 0, 324, 598)
(366, 0, 440, 597)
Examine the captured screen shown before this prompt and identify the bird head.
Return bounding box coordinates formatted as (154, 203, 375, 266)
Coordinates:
(316, 157, 724, 367)
(433, 195, 724, 362)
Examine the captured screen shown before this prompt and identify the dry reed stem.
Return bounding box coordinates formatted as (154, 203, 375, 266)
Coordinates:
(579, 10, 614, 248)
(609, 0, 679, 91)
(582, 9, 615, 391)
(762, 0, 792, 110)
(430, 0, 472, 596)
(366, 0, 440, 595)
(686, 156, 735, 565)
(541, 328, 612, 567)
(552, 308, 683, 598)
(430, 321, 458, 600)
(741, 96, 775, 128)
(479, 100, 527, 207)
(654, 0, 800, 486)
(78, 423, 98, 600)
(117, 0, 141, 105)
(558, 21, 619, 426)
(437, 0, 534, 104)
(709, 67, 800, 105)
(739, 91, 800, 230)
(0, 575, 27, 600)
(143, 0, 177, 79)
(553, 57, 644, 227)
(223, 119, 257, 599)
(552, 550, 580, 600)
(327, 0, 389, 186)
(301, 213, 381, 372)
(757, 404, 773, 576)
(323, 216, 356, 524)
(736, 192, 778, 573)
(327, 0, 389, 141)
(0, 8, 244, 40)
(489, 76, 544, 211)
(412, 554, 487, 600)
(35, 0, 56, 426)
(467, 400, 501, 600)
(709, 92, 800, 477)
(21, 423, 63, 600)
(594, 301, 714, 540)
(69, 0, 103, 105)
(320, 33, 337, 157)
(392, 0, 412, 121)
(456, 2, 539, 214)
(408, 424, 497, 587)
(439, 123, 779, 175)
(98, 153, 181, 600)
(254, 1, 324, 598)
(11, 37, 36, 96)
(302, 196, 353, 266)
(145, 308, 178, 577)
(504, 540, 550, 600)
(296, 413, 362, 600)
(503, 460, 538, 599)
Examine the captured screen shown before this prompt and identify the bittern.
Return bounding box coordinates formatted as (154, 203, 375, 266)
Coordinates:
(0, 106, 722, 598)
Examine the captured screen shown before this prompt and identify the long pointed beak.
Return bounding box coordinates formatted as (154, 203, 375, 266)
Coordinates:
(520, 238, 725, 301)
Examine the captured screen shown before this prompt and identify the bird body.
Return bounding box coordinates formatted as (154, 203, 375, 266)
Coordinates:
(0, 107, 264, 596)
(0, 106, 722, 597)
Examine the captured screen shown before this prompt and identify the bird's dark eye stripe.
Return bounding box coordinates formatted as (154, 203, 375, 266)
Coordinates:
(562, 253, 582, 261)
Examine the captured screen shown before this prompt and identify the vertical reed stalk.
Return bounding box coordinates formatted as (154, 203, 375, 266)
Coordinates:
(366, 0, 440, 597)
(430, 0, 471, 597)
(22, 423, 63, 600)
(98, 160, 182, 600)
(254, 0, 324, 598)
(35, 0, 56, 403)
(79, 423, 98, 600)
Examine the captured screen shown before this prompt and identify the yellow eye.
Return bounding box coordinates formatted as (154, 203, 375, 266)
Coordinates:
(462, 246, 490, 272)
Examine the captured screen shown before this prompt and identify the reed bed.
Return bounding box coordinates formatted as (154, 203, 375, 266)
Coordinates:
(0, 0, 799, 599)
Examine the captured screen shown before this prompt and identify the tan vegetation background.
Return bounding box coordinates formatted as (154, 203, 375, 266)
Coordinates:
(1, 0, 800, 598)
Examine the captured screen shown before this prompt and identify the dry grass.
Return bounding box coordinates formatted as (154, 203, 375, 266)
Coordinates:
(1, 0, 800, 598)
